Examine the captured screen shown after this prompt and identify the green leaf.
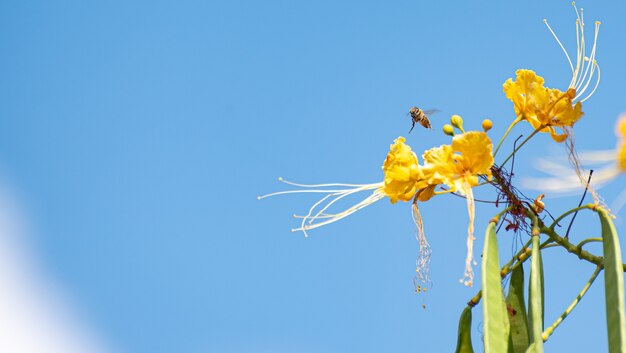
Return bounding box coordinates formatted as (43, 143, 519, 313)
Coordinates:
(482, 222, 510, 353)
(455, 306, 475, 353)
(506, 264, 530, 353)
(599, 209, 626, 353)
(527, 235, 544, 353)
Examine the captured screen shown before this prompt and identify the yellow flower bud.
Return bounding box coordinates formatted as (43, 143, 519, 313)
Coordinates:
(443, 124, 455, 136)
(450, 115, 464, 129)
(482, 119, 493, 132)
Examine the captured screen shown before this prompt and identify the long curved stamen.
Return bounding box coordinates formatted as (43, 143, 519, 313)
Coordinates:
(575, 21, 600, 97)
(296, 192, 337, 228)
(258, 189, 359, 199)
(307, 188, 365, 225)
(292, 190, 384, 234)
(544, 19, 574, 73)
(580, 62, 600, 103)
(573, 8, 586, 90)
(259, 178, 385, 237)
(573, 16, 581, 86)
(577, 22, 601, 101)
(544, 3, 600, 103)
(276, 177, 382, 188)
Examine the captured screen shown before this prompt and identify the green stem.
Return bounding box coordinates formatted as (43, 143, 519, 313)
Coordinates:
(493, 116, 522, 158)
(540, 243, 561, 250)
(576, 237, 603, 249)
(499, 125, 544, 167)
(549, 204, 596, 231)
(541, 265, 602, 341)
(469, 206, 626, 311)
(501, 238, 533, 275)
(540, 226, 626, 271)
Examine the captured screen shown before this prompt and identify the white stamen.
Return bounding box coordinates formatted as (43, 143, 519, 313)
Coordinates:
(297, 193, 337, 231)
(544, 19, 574, 73)
(544, 4, 601, 104)
(307, 188, 364, 225)
(277, 177, 381, 188)
(258, 189, 359, 199)
(580, 62, 600, 103)
(292, 191, 384, 233)
(260, 178, 385, 236)
(575, 22, 600, 99)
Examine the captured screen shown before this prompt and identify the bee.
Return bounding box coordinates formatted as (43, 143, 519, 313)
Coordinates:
(408, 107, 439, 133)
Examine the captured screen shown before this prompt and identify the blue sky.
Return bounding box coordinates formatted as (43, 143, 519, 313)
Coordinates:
(1, 1, 626, 352)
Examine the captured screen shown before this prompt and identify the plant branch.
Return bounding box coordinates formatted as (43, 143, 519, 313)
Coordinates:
(493, 116, 522, 158)
(541, 265, 602, 342)
(564, 170, 594, 239)
(541, 226, 626, 272)
(549, 204, 596, 230)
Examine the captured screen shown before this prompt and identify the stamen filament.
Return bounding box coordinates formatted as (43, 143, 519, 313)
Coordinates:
(277, 177, 382, 188)
(544, 19, 574, 73)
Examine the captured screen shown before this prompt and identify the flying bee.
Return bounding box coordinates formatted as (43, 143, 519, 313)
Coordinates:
(408, 107, 439, 133)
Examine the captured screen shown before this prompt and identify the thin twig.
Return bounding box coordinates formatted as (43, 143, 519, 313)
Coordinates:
(542, 265, 602, 342)
(564, 170, 594, 239)
(509, 134, 523, 184)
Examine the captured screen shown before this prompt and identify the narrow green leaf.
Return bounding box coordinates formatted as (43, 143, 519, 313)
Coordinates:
(599, 209, 626, 353)
(527, 235, 544, 353)
(455, 306, 475, 353)
(482, 222, 510, 353)
(506, 264, 530, 353)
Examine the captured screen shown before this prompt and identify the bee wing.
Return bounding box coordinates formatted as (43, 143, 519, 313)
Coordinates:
(423, 109, 440, 115)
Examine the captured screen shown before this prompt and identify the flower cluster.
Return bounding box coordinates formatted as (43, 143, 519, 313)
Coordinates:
(260, 119, 494, 286)
(261, 3, 605, 289)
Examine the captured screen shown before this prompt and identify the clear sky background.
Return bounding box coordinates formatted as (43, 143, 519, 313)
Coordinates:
(1, 1, 626, 352)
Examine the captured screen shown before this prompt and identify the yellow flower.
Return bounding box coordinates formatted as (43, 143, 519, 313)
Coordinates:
(259, 136, 437, 286)
(503, 70, 582, 142)
(450, 131, 494, 188)
(382, 137, 427, 203)
(422, 131, 494, 192)
(422, 144, 455, 186)
(421, 129, 494, 286)
(259, 136, 431, 235)
(503, 4, 600, 143)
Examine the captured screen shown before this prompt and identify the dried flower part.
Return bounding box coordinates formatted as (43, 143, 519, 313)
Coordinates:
(533, 194, 546, 213)
(420, 129, 493, 287)
(461, 183, 476, 287)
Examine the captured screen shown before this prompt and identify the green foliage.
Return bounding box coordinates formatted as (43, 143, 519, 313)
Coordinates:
(482, 222, 510, 353)
(455, 307, 474, 353)
(599, 209, 626, 353)
(506, 265, 530, 353)
(527, 234, 544, 353)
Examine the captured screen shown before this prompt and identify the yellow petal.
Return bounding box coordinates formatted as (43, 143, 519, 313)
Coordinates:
(382, 137, 426, 203)
(451, 131, 494, 177)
